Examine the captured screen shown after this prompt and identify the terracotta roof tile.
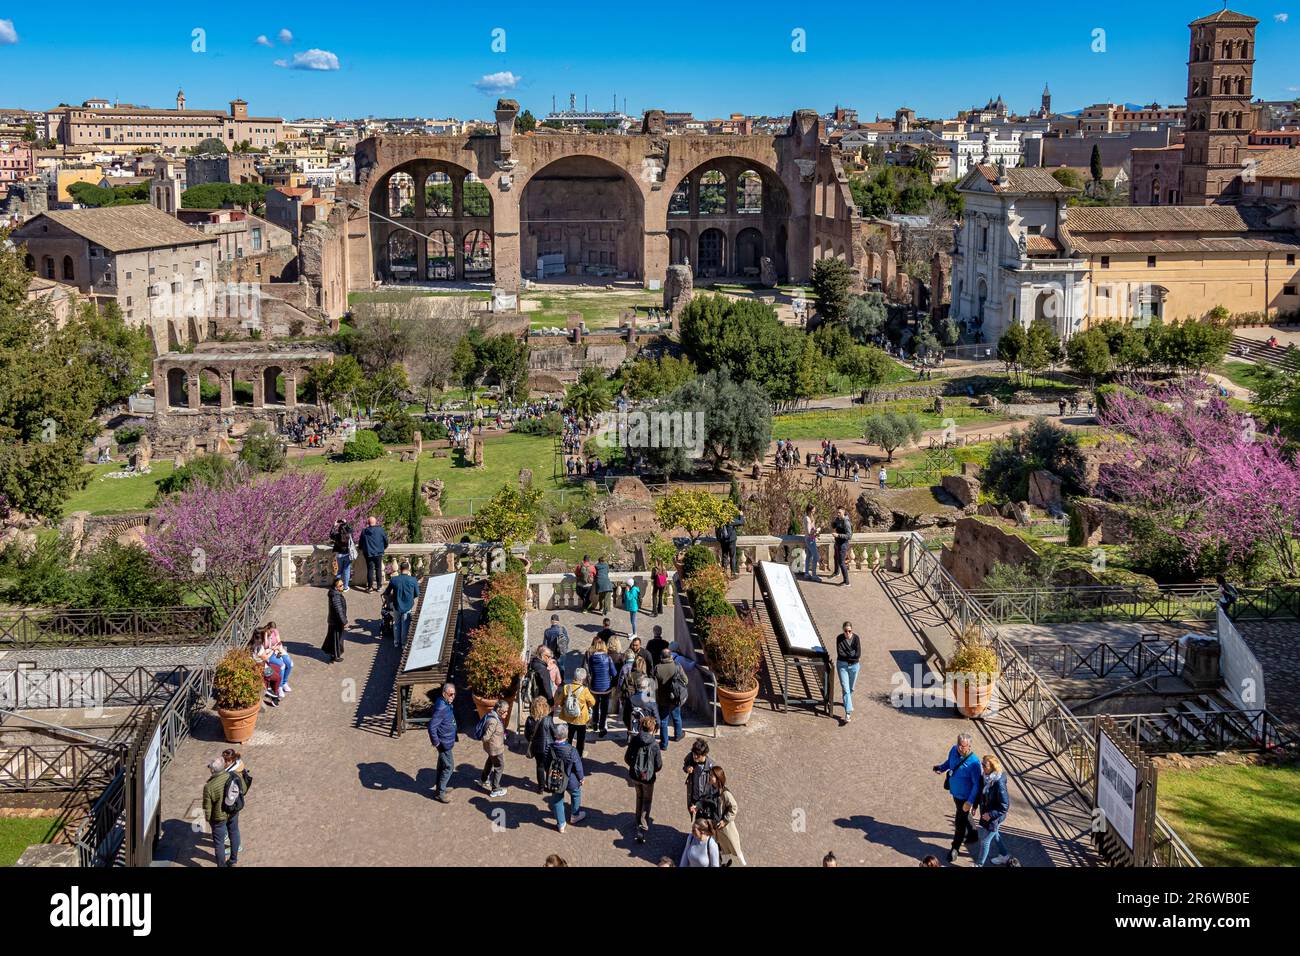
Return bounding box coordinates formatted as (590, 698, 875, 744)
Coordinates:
(14, 204, 215, 252)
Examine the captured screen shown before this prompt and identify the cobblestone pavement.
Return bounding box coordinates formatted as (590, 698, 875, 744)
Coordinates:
(0, 645, 210, 670)
(154, 574, 1094, 867)
(1235, 621, 1300, 729)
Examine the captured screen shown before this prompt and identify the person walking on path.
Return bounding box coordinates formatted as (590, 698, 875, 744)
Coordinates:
(428, 683, 458, 804)
(383, 561, 420, 649)
(330, 517, 355, 591)
(478, 700, 509, 798)
(322, 576, 348, 663)
(624, 715, 663, 843)
(525, 695, 556, 791)
(529, 645, 560, 706)
(709, 766, 747, 866)
(621, 661, 655, 737)
(542, 614, 570, 659)
(654, 648, 688, 751)
(716, 519, 736, 578)
(575, 556, 596, 612)
(202, 756, 245, 867)
(624, 578, 641, 637)
(679, 819, 721, 867)
(556, 668, 596, 756)
(932, 732, 983, 863)
(545, 723, 586, 832)
(359, 516, 389, 592)
(975, 754, 1012, 866)
(585, 638, 618, 739)
(836, 621, 861, 726)
(595, 557, 614, 615)
(651, 563, 668, 616)
(878, 465, 887, 490)
(646, 625, 670, 665)
(802, 505, 821, 582)
(683, 739, 717, 820)
(831, 507, 852, 587)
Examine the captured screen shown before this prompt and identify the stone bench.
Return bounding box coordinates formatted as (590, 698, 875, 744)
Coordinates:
(919, 623, 957, 677)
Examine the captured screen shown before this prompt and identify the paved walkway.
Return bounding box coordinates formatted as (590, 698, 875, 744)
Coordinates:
(154, 573, 1095, 867)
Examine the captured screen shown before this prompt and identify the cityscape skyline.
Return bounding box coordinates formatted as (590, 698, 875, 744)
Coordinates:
(1, 1, 1298, 122)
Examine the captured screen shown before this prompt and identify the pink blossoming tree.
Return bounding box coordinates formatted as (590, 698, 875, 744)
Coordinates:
(146, 471, 377, 611)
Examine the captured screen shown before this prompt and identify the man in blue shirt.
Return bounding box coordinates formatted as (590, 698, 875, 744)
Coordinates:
(933, 732, 983, 863)
(383, 561, 420, 649)
(428, 683, 458, 804)
(358, 516, 389, 592)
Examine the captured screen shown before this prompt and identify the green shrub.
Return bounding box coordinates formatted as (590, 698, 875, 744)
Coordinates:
(340, 430, 384, 462)
(154, 454, 235, 497)
(372, 409, 420, 444)
(680, 543, 717, 580)
(462, 623, 526, 698)
(684, 564, 729, 602)
(949, 642, 999, 675)
(484, 593, 525, 646)
(513, 412, 563, 437)
(424, 421, 449, 441)
(213, 649, 263, 710)
(703, 615, 762, 692)
(1095, 383, 1138, 415)
(238, 423, 285, 474)
(113, 425, 144, 447)
(689, 588, 736, 641)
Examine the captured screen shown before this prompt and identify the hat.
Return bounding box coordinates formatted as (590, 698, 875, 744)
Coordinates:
(626, 578, 634, 586)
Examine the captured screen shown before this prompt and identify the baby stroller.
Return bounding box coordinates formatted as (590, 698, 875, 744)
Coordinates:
(381, 601, 395, 645)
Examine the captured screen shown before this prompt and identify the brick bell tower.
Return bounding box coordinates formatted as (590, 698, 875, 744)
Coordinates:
(1182, 7, 1259, 205)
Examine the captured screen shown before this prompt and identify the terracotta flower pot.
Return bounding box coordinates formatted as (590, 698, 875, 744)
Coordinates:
(716, 684, 759, 726)
(953, 672, 998, 718)
(471, 693, 497, 719)
(217, 700, 261, 744)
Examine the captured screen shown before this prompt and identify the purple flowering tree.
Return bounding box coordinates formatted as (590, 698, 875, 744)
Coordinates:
(1099, 381, 1300, 577)
(146, 471, 377, 612)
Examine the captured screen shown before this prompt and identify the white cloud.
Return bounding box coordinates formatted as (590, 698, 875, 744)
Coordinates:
(255, 34, 272, 47)
(0, 19, 18, 45)
(277, 28, 293, 44)
(474, 70, 521, 95)
(1276, 13, 1290, 22)
(276, 48, 339, 71)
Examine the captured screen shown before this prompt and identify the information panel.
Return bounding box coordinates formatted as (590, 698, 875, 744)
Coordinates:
(757, 561, 825, 656)
(404, 573, 456, 673)
(1097, 731, 1137, 850)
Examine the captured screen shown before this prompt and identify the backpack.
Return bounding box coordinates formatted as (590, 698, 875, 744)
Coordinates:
(669, 666, 689, 708)
(630, 740, 655, 783)
(544, 750, 568, 794)
(620, 661, 643, 697)
(473, 711, 496, 744)
(223, 769, 249, 815)
(654, 571, 668, 589)
(695, 786, 724, 825)
(561, 684, 584, 721)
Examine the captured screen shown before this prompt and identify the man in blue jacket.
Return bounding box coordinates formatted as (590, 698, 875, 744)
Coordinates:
(359, 516, 389, 592)
(932, 732, 983, 863)
(594, 557, 613, 615)
(384, 561, 420, 649)
(428, 683, 458, 804)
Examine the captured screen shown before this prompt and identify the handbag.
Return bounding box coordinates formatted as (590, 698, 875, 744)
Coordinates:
(347, 536, 358, 561)
(943, 753, 974, 792)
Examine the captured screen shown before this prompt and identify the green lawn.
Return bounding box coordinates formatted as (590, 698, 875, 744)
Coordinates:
(63, 461, 176, 515)
(348, 289, 491, 305)
(531, 529, 618, 567)
(773, 401, 1009, 442)
(0, 818, 63, 867)
(295, 431, 568, 515)
(1214, 360, 1271, 395)
(1158, 762, 1300, 867)
(526, 290, 662, 330)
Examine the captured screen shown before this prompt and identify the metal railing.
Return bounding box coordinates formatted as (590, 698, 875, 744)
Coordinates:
(904, 535, 1201, 867)
(0, 606, 215, 650)
(0, 741, 124, 792)
(72, 769, 127, 867)
(0, 666, 188, 711)
(1012, 640, 1183, 683)
(967, 583, 1300, 626)
(1075, 709, 1298, 755)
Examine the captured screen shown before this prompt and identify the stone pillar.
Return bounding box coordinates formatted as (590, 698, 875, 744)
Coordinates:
(452, 174, 464, 219)
(883, 249, 897, 298)
(251, 367, 265, 409)
(454, 228, 465, 281)
(413, 165, 427, 219)
(285, 371, 298, 410)
(187, 372, 201, 411)
(221, 371, 233, 409)
(416, 232, 428, 282)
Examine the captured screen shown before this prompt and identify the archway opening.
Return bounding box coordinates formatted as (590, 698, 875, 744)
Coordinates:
(200, 368, 223, 407)
(520, 155, 645, 281)
(737, 170, 763, 214)
(427, 230, 455, 280)
(735, 227, 764, 276)
(699, 171, 727, 215)
(388, 232, 417, 281)
(263, 366, 285, 405)
(463, 230, 493, 279)
(668, 229, 690, 266)
(166, 368, 188, 408)
(232, 370, 255, 407)
(698, 228, 727, 277)
(388, 172, 415, 217)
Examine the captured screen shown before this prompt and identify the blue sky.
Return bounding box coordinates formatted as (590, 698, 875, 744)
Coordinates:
(1, 2, 1297, 120)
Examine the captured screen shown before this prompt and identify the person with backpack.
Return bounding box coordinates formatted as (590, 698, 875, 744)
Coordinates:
(428, 683, 459, 804)
(575, 556, 596, 612)
(202, 755, 247, 867)
(627, 635, 655, 674)
(831, 507, 853, 587)
(543, 614, 570, 659)
(624, 715, 663, 843)
(477, 700, 509, 798)
(624, 578, 641, 637)
(595, 557, 614, 615)
(529, 645, 560, 706)
(654, 647, 688, 751)
(684, 739, 717, 820)
(709, 766, 747, 866)
(932, 732, 983, 863)
(679, 819, 721, 868)
(586, 637, 618, 739)
(556, 668, 596, 756)
(525, 695, 557, 791)
(651, 563, 669, 616)
(621, 659, 654, 737)
(544, 723, 586, 833)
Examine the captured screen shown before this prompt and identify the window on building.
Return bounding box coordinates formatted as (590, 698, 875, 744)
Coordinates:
(1285, 285, 1298, 297)
(980, 226, 988, 252)
(171, 282, 180, 294)
(1147, 255, 1157, 268)
(251, 228, 263, 251)
(1100, 256, 1110, 269)
(1287, 254, 1296, 266)
(148, 266, 155, 275)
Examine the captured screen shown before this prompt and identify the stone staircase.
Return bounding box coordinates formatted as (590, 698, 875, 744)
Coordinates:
(1230, 334, 1299, 370)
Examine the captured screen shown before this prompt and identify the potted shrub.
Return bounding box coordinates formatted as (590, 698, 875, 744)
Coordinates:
(684, 564, 729, 602)
(948, 641, 1000, 718)
(703, 614, 763, 725)
(483, 593, 525, 646)
(680, 543, 716, 580)
(463, 623, 526, 721)
(213, 648, 263, 743)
